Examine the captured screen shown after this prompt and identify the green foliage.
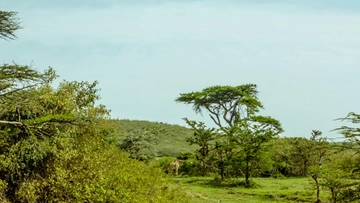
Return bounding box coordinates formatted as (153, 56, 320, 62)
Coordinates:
(179, 160, 198, 176)
(289, 137, 316, 176)
(6, 133, 190, 203)
(184, 118, 217, 176)
(117, 128, 160, 161)
(158, 157, 176, 172)
(334, 112, 360, 139)
(0, 60, 190, 201)
(0, 11, 22, 40)
(48, 136, 190, 203)
(227, 117, 283, 186)
(0, 74, 110, 201)
(175, 84, 263, 127)
(332, 112, 360, 202)
(268, 138, 294, 177)
(309, 163, 352, 203)
(176, 84, 283, 185)
(177, 152, 194, 160)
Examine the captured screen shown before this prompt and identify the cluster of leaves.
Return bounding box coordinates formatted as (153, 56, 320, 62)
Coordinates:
(0, 11, 22, 40)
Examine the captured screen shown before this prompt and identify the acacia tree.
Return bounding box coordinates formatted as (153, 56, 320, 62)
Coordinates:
(332, 112, 360, 202)
(307, 130, 330, 203)
(334, 112, 360, 142)
(176, 84, 283, 185)
(176, 84, 263, 128)
(0, 11, 21, 40)
(310, 130, 329, 167)
(226, 116, 283, 186)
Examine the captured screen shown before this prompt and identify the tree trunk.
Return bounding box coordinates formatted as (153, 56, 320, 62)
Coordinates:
(311, 173, 321, 203)
(330, 187, 336, 203)
(219, 161, 225, 180)
(245, 159, 250, 187)
(303, 160, 308, 176)
(201, 160, 206, 177)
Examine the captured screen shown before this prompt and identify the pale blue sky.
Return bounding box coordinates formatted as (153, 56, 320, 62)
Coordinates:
(1, 0, 360, 139)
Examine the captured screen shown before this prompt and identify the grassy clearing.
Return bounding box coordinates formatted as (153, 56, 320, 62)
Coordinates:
(173, 176, 331, 203)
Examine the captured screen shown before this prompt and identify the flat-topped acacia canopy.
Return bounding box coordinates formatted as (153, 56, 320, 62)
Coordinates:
(175, 84, 263, 128)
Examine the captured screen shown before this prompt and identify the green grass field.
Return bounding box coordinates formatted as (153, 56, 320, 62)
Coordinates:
(172, 176, 331, 203)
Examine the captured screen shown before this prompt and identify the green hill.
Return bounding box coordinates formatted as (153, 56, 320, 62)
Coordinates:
(109, 119, 197, 157)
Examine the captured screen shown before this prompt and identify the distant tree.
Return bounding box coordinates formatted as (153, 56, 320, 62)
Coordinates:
(176, 85, 283, 185)
(310, 130, 329, 167)
(334, 112, 360, 142)
(117, 128, 160, 161)
(175, 84, 263, 128)
(183, 118, 217, 176)
(225, 116, 283, 186)
(308, 130, 330, 203)
(332, 112, 360, 201)
(269, 138, 294, 177)
(0, 11, 22, 41)
(313, 166, 350, 203)
(289, 137, 315, 176)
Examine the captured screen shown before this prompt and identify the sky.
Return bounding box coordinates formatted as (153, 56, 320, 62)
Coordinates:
(1, 0, 360, 139)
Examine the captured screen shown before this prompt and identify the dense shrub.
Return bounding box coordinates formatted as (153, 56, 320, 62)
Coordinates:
(13, 135, 190, 203)
(177, 152, 194, 160)
(158, 157, 176, 173)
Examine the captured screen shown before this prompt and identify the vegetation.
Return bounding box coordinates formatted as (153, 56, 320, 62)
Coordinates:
(116, 128, 160, 161)
(176, 85, 283, 186)
(0, 11, 21, 40)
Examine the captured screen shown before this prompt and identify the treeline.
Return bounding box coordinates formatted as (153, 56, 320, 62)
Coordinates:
(174, 131, 351, 178)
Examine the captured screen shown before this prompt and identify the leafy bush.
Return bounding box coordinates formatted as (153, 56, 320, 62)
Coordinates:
(177, 152, 194, 160)
(117, 128, 159, 161)
(158, 157, 176, 173)
(13, 135, 190, 203)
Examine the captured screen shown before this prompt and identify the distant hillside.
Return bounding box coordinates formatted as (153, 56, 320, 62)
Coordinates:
(109, 119, 197, 157)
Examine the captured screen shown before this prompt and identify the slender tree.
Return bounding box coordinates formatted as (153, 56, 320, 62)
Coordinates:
(225, 116, 283, 186)
(183, 118, 217, 176)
